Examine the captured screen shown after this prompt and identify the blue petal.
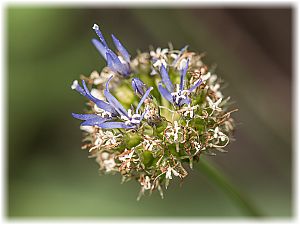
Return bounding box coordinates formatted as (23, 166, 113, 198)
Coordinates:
(72, 112, 110, 127)
(72, 113, 101, 120)
(179, 59, 189, 91)
(104, 76, 129, 117)
(189, 79, 203, 92)
(111, 34, 131, 63)
(132, 77, 147, 96)
(91, 38, 108, 60)
(99, 121, 135, 129)
(160, 64, 173, 92)
(81, 80, 117, 115)
(158, 82, 174, 104)
(106, 51, 116, 72)
(136, 87, 153, 113)
(92, 24, 108, 47)
(178, 97, 191, 107)
(81, 117, 110, 127)
(106, 51, 130, 77)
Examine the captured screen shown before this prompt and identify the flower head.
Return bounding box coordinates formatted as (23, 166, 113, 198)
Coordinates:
(71, 23, 237, 200)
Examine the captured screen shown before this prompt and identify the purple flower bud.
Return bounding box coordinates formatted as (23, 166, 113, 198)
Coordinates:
(92, 24, 131, 77)
(132, 78, 148, 97)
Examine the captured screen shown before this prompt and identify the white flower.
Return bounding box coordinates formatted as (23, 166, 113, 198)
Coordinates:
(206, 96, 222, 111)
(143, 135, 161, 151)
(179, 104, 198, 118)
(165, 121, 181, 142)
(98, 68, 117, 85)
(224, 118, 234, 131)
(118, 148, 135, 169)
(121, 109, 142, 126)
(150, 47, 168, 59)
(209, 83, 223, 98)
(79, 125, 95, 133)
(150, 48, 169, 72)
(90, 70, 100, 79)
(101, 152, 116, 172)
(171, 84, 189, 105)
(140, 176, 151, 190)
(193, 141, 202, 155)
(152, 58, 168, 69)
(166, 166, 179, 180)
(213, 127, 227, 142)
(207, 74, 223, 98)
(89, 130, 121, 152)
(89, 70, 111, 86)
(209, 74, 218, 83)
(103, 131, 121, 145)
(118, 149, 135, 162)
(201, 72, 211, 83)
(170, 53, 179, 60)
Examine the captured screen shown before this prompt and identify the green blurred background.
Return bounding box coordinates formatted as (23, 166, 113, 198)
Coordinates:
(7, 6, 292, 217)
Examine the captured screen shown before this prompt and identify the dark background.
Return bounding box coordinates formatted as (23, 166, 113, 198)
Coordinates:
(7, 7, 292, 217)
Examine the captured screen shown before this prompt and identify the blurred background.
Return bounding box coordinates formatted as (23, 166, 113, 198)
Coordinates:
(7, 6, 292, 217)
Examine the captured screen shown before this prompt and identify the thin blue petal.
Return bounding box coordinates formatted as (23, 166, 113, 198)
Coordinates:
(92, 24, 108, 47)
(72, 113, 101, 120)
(104, 76, 129, 117)
(81, 117, 110, 127)
(160, 64, 173, 92)
(106, 51, 130, 76)
(72, 112, 110, 127)
(111, 34, 131, 63)
(136, 87, 153, 113)
(106, 52, 115, 71)
(99, 121, 135, 129)
(189, 79, 203, 92)
(158, 82, 174, 104)
(81, 80, 117, 115)
(91, 38, 108, 60)
(179, 59, 189, 91)
(140, 108, 149, 122)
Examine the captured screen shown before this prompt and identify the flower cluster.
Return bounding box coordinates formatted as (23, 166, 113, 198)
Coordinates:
(72, 24, 237, 200)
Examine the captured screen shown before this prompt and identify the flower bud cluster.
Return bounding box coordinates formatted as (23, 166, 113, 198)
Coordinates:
(72, 24, 237, 199)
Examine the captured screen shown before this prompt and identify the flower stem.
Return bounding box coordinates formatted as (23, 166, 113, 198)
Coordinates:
(196, 158, 263, 217)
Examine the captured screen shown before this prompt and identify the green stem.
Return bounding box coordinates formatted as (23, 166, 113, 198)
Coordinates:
(196, 158, 263, 217)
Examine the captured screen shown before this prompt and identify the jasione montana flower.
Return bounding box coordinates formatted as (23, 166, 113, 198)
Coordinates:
(72, 24, 237, 200)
